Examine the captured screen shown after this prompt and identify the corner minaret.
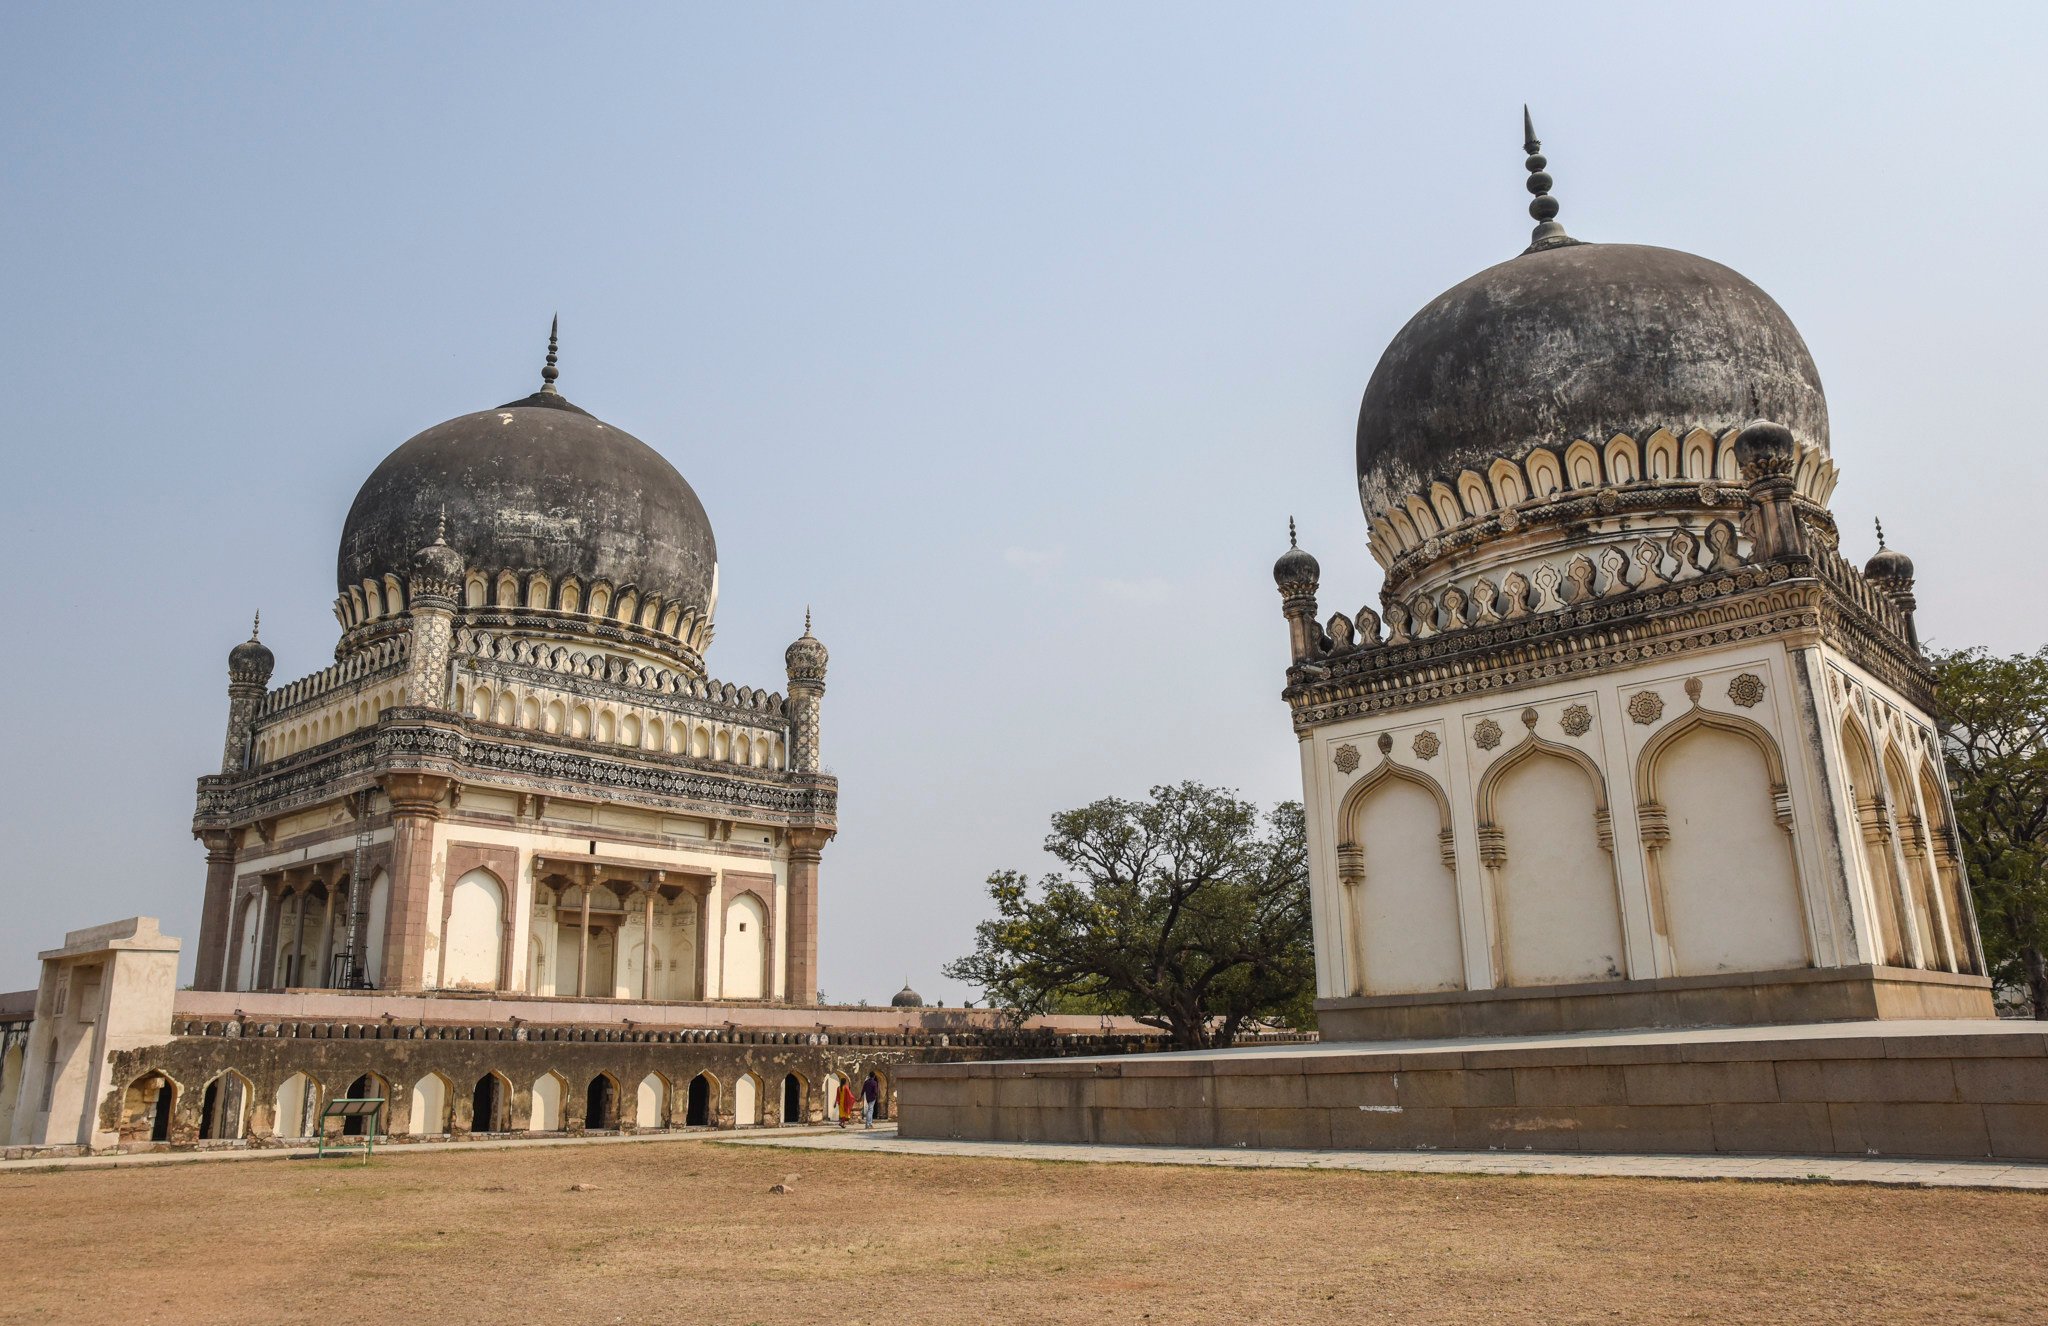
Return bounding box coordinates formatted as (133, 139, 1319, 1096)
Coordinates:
(405, 511, 463, 708)
(1273, 519, 1322, 665)
(784, 608, 829, 773)
(222, 613, 274, 772)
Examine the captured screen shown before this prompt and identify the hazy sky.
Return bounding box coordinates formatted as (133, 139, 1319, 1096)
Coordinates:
(3, 3, 2043, 1000)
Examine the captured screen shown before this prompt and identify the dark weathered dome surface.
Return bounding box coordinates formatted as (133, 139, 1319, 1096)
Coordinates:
(338, 390, 716, 612)
(1356, 243, 1829, 507)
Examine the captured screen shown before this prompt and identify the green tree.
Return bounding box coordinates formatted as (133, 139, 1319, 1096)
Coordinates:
(1930, 646, 2048, 1018)
(943, 782, 1315, 1049)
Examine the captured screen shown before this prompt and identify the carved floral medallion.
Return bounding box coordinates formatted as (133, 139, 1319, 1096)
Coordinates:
(1560, 703, 1593, 736)
(1728, 673, 1766, 708)
(1412, 730, 1441, 761)
(1332, 743, 1360, 774)
(1472, 718, 1503, 751)
(1627, 690, 1666, 725)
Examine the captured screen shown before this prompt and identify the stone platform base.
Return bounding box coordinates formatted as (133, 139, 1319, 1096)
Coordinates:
(1316, 966, 1995, 1041)
(896, 1020, 2048, 1161)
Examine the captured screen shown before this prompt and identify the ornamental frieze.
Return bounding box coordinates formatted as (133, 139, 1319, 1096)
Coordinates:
(196, 715, 836, 830)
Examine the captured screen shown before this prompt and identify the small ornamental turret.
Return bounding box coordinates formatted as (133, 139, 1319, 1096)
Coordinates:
(221, 612, 275, 772)
(785, 609, 828, 774)
(1864, 517, 1920, 649)
(1734, 416, 1803, 560)
(1274, 518, 1322, 664)
(405, 510, 463, 709)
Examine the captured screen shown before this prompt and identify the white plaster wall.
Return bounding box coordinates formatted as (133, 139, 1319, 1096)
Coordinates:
(441, 870, 504, 990)
(722, 893, 766, 999)
(531, 1073, 562, 1130)
(732, 1072, 758, 1127)
(1303, 641, 1858, 996)
(1656, 725, 1807, 974)
(1493, 752, 1626, 984)
(1349, 776, 1462, 995)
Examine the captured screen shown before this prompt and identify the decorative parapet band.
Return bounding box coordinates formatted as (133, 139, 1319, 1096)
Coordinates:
(259, 636, 409, 720)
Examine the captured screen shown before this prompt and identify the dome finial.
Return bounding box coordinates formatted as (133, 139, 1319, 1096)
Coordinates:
(435, 504, 449, 545)
(1875, 517, 1886, 550)
(250, 610, 260, 639)
(1521, 106, 1573, 253)
(540, 314, 560, 394)
(804, 605, 813, 635)
(1288, 516, 1298, 549)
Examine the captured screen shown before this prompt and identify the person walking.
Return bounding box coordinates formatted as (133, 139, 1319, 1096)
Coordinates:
(860, 1072, 881, 1129)
(834, 1077, 856, 1129)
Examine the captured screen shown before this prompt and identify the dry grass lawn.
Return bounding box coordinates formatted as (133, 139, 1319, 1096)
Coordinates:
(3, 1136, 2044, 1325)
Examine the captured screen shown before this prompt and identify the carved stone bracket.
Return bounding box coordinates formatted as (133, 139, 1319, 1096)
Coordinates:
(1476, 823, 1505, 869)
(1636, 802, 1670, 849)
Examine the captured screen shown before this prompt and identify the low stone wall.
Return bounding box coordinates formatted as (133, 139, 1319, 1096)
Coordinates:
(898, 1023, 2048, 1161)
(20, 1017, 1175, 1157)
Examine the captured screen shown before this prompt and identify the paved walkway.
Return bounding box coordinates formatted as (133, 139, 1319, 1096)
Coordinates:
(725, 1126, 2048, 1191)
(0, 1125, 842, 1175)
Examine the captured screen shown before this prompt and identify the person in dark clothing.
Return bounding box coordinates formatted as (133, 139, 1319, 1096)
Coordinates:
(860, 1072, 881, 1128)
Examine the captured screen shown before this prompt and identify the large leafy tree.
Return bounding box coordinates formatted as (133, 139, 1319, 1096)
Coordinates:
(944, 782, 1315, 1049)
(1930, 646, 2048, 1018)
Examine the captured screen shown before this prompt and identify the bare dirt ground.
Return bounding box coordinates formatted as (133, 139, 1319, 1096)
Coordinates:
(3, 1136, 2044, 1325)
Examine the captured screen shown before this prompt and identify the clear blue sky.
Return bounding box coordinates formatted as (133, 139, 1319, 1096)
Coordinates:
(2, 3, 2043, 1000)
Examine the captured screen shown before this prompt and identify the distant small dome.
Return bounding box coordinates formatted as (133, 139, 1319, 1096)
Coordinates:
(228, 617, 274, 682)
(890, 984, 924, 1008)
(1274, 521, 1319, 589)
(785, 614, 829, 681)
(1865, 522, 1914, 582)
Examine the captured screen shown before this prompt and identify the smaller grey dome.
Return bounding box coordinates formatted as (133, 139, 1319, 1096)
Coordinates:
(1734, 418, 1798, 475)
(785, 613, 828, 683)
(890, 984, 924, 1009)
(1274, 520, 1319, 589)
(1865, 520, 1914, 582)
(228, 616, 274, 683)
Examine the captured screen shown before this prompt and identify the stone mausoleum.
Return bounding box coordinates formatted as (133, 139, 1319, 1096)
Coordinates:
(195, 322, 834, 1008)
(0, 330, 1190, 1156)
(898, 120, 2047, 1161)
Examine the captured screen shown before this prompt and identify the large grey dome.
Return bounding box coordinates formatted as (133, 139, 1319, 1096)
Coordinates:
(338, 389, 717, 616)
(1355, 242, 1828, 510)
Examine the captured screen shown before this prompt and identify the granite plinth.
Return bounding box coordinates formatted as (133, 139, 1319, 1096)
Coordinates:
(896, 1020, 2048, 1161)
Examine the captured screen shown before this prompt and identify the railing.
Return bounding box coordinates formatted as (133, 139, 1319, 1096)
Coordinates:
(258, 637, 410, 718)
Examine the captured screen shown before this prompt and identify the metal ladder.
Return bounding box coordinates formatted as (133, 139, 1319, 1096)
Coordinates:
(333, 788, 376, 988)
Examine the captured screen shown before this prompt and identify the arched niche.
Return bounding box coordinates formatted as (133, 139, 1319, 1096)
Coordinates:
(1917, 760, 1978, 975)
(1839, 716, 1908, 966)
(721, 891, 769, 999)
(1884, 743, 1953, 971)
(1334, 760, 1463, 996)
(1636, 709, 1809, 976)
(1476, 733, 1625, 987)
(441, 868, 505, 990)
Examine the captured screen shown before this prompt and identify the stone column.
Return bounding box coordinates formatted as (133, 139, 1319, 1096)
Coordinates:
(380, 772, 451, 992)
(193, 831, 239, 991)
(578, 884, 592, 999)
(785, 828, 831, 1006)
(641, 886, 657, 1001)
(254, 877, 285, 991)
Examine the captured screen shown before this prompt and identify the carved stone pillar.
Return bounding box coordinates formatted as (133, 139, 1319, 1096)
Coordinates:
(193, 830, 239, 991)
(785, 828, 832, 1005)
(380, 772, 452, 991)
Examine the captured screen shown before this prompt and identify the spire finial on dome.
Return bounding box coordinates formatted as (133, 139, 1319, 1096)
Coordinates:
(1521, 106, 1573, 253)
(540, 314, 560, 394)
(250, 611, 260, 639)
(1288, 516, 1298, 549)
(435, 505, 449, 545)
(1875, 517, 1886, 549)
